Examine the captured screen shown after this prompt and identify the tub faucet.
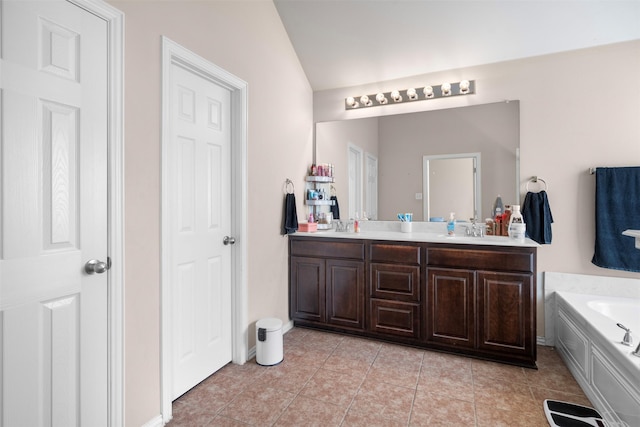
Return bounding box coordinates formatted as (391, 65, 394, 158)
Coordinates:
(617, 323, 633, 346)
(633, 342, 640, 358)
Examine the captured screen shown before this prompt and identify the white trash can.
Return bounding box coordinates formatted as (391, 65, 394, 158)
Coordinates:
(255, 318, 283, 366)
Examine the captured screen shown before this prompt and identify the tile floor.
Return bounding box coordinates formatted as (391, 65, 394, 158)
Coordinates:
(168, 327, 591, 426)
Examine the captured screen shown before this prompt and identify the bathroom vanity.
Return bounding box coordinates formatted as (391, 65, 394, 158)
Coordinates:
(289, 230, 538, 368)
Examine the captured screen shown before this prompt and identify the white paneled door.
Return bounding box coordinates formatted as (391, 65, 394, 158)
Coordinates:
(0, 1, 109, 425)
(170, 64, 233, 399)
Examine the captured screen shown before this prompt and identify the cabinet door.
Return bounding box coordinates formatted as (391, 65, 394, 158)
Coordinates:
(290, 256, 325, 323)
(326, 259, 365, 330)
(426, 267, 475, 348)
(477, 271, 534, 357)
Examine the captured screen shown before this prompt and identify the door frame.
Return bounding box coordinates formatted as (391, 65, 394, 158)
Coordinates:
(160, 37, 248, 422)
(68, 1, 124, 425)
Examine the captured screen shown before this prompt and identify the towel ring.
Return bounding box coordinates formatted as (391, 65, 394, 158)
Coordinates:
(526, 176, 548, 193)
(284, 178, 295, 194)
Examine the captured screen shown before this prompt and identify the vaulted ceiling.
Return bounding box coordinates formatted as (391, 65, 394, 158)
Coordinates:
(274, 0, 640, 91)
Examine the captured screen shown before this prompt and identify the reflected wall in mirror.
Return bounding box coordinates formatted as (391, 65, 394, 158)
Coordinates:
(315, 101, 519, 221)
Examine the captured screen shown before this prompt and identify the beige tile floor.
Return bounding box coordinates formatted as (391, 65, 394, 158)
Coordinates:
(168, 327, 592, 426)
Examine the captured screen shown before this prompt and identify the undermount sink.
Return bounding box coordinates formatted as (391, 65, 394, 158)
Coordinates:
(436, 234, 517, 244)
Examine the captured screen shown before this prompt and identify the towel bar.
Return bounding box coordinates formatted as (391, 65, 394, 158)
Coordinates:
(526, 176, 547, 192)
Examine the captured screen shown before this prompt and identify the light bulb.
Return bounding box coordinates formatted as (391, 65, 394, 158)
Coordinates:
(423, 86, 434, 98)
(459, 80, 470, 94)
(407, 88, 418, 100)
(346, 97, 358, 108)
(360, 95, 372, 106)
(375, 93, 388, 104)
(441, 83, 452, 96)
(390, 90, 402, 102)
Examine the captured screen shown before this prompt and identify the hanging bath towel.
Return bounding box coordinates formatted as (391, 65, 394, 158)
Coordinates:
(592, 166, 640, 273)
(330, 195, 340, 220)
(282, 193, 298, 235)
(522, 190, 554, 244)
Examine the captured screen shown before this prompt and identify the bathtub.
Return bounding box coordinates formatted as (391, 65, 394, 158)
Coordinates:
(554, 291, 640, 427)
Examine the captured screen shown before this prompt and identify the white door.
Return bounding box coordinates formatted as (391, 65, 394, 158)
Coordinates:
(365, 153, 378, 220)
(169, 63, 233, 399)
(0, 1, 109, 425)
(347, 144, 363, 220)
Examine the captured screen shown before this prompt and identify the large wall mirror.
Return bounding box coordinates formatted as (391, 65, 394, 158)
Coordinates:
(315, 101, 520, 222)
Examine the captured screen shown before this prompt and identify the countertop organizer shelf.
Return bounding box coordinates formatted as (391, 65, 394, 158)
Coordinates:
(306, 199, 335, 206)
(305, 175, 334, 183)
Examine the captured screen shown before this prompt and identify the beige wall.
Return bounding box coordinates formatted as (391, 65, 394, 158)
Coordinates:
(314, 40, 640, 334)
(108, 1, 312, 425)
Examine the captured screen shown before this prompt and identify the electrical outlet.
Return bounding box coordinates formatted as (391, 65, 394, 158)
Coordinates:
(415, 193, 423, 200)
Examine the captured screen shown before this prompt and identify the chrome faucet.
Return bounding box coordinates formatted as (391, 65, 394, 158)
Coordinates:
(464, 218, 485, 237)
(617, 323, 633, 346)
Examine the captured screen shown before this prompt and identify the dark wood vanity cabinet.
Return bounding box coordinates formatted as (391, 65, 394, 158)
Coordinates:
(289, 236, 536, 368)
(426, 245, 536, 366)
(290, 238, 365, 331)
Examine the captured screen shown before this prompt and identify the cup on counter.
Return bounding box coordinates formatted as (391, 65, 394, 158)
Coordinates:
(401, 221, 412, 233)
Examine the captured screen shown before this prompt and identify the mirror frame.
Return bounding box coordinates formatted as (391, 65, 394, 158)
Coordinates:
(423, 152, 481, 221)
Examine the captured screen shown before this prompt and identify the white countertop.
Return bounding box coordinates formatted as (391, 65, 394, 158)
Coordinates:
(292, 221, 539, 248)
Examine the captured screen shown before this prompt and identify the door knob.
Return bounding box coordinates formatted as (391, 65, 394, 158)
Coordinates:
(85, 259, 110, 274)
(223, 236, 236, 245)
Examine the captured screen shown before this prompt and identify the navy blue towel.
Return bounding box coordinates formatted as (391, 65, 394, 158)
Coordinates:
(282, 193, 298, 235)
(591, 167, 640, 273)
(522, 190, 554, 244)
(330, 195, 340, 220)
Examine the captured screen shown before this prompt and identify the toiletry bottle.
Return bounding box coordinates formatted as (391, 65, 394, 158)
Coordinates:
(447, 212, 456, 236)
(502, 205, 511, 236)
(493, 195, 504, 218)
(485, 218, 494, 235)
(508, 204, 525, 240)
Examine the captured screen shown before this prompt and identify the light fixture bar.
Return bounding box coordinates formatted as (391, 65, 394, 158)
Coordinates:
(345, 80, 475, 110)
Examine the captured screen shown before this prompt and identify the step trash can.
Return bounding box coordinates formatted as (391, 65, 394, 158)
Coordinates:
(255, 317, 283, 366)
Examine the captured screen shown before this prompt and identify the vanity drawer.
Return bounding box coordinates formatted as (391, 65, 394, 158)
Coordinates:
(426, 246, 534, 273)
(290, 239, 365, 260)
(369, 299, 421, 339)
(370, 263, 421, 302)
(369, 243, 421, 265)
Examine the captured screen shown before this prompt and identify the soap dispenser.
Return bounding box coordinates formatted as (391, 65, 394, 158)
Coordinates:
(447, 212, 456, 236)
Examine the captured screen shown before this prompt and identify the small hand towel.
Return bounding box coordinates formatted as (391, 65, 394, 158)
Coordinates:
(591, 167, 640, 272)
(330, 195, 340, 220)
(282, 193, 298, 235)
(522, 190, 554, 244)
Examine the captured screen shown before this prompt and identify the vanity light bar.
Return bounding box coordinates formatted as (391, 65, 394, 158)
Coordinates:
(345, 80, 475, 110)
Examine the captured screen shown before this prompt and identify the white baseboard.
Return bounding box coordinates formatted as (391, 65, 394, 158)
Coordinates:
(141, 414, 164, 427)
(537, 336, 547, 346)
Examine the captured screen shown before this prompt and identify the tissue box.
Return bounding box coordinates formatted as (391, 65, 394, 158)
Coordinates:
(299, 222, 317, 232)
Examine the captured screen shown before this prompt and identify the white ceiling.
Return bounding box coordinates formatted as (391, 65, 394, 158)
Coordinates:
(274, 0, 640, 91)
